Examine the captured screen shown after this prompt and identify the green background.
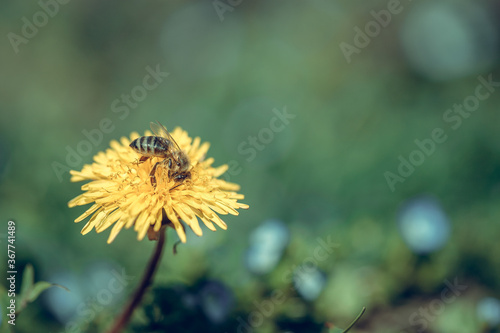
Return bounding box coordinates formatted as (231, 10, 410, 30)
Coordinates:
(1, 1, 499, 332)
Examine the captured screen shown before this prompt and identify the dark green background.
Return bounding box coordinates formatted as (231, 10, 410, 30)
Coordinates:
(1, 1, 499, 332)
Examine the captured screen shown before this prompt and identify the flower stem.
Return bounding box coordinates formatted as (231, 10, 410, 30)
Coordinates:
(107, 225, 167, 333)
(342, 307, 366, 333)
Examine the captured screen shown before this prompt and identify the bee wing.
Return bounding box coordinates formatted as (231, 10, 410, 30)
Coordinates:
(150, 121, 169, 137)
(150, 120, 182, 152)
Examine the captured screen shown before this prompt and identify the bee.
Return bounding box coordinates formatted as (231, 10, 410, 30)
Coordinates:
(129, 121, 191, 187)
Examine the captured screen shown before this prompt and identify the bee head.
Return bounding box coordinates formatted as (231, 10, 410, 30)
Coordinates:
(174, 151, 190, 173)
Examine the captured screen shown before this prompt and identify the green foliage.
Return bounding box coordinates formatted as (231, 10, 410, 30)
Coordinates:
(17, 264, 69, 313)
(0, 264, 67, 332)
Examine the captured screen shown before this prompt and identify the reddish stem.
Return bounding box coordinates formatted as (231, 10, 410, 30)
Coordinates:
(107, 226, 166, 333)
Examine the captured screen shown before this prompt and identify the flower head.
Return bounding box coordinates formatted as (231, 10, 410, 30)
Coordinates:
(68, 126, 248, 243)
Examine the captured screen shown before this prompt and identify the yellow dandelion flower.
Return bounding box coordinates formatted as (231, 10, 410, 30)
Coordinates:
(68, 125, 249, 244)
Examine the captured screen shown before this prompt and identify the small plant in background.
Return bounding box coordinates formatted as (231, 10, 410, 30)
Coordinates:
(68, 123, 248, 332)
(0, 265, 68, 333)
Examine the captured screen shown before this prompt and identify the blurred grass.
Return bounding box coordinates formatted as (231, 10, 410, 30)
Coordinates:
(1, 1, 500, 332)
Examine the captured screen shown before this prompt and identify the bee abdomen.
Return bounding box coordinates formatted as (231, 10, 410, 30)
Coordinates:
(130, 136, 168, 156)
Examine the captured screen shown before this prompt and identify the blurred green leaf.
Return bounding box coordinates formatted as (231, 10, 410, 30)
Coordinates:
(17, 264, 69, 313)
(18, 264, 34, 302)
(27, 281, 63, 303)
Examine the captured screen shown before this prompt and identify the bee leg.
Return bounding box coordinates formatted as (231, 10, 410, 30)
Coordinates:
(133, 156, 149, 166)
(171, 183, 182, 190)
(149, 161, 160, 187)
(166, 158, 173, 180)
